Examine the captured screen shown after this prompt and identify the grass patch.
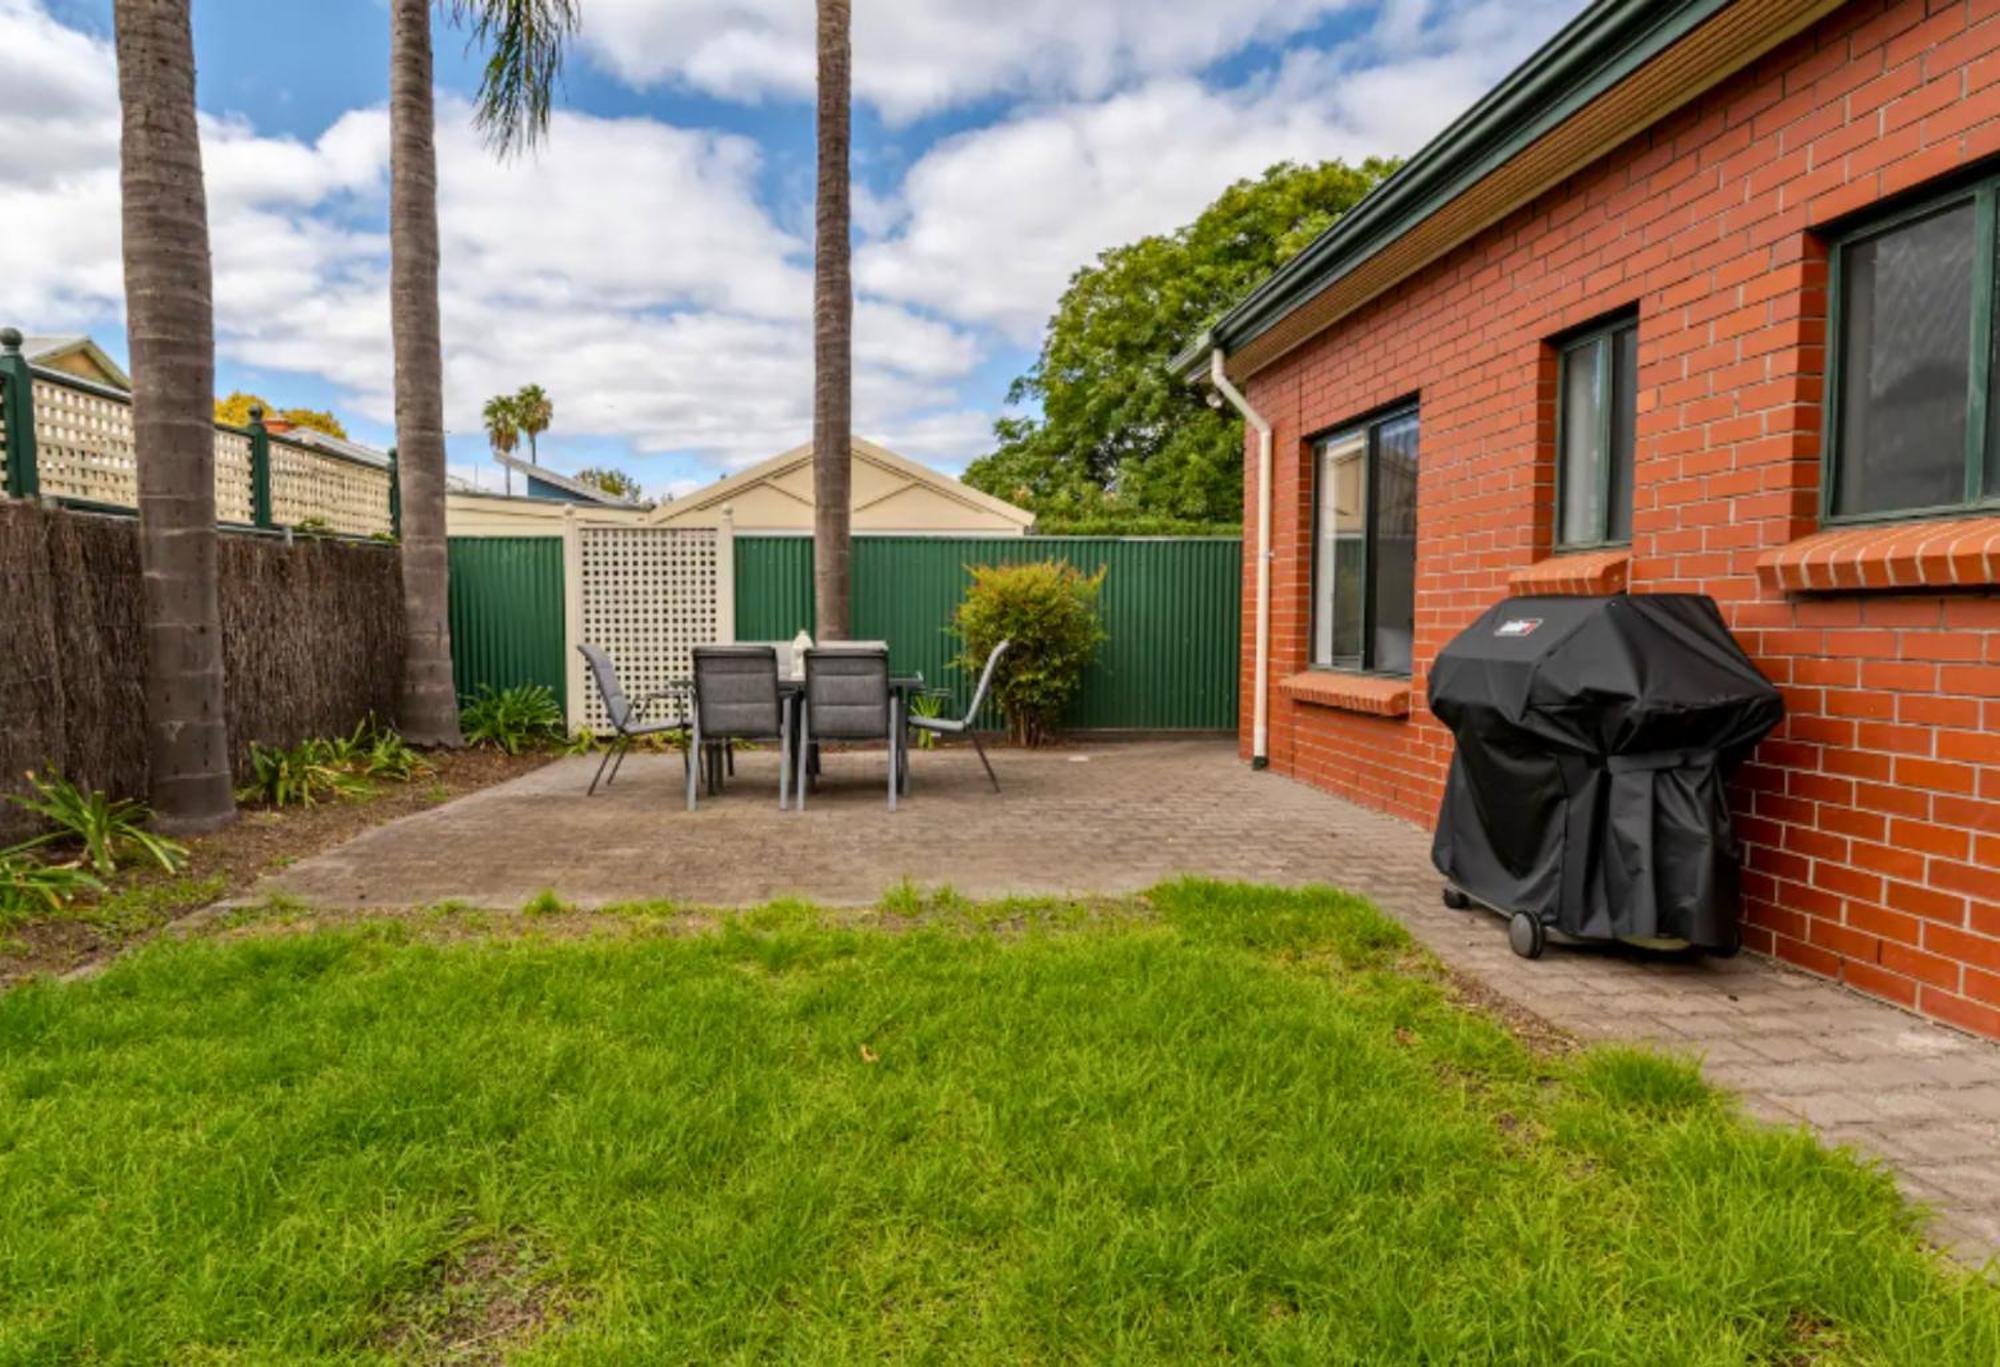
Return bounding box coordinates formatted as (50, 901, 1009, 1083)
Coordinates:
(0, 880, 1993, 1362)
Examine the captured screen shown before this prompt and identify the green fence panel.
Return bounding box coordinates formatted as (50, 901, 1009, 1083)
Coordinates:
(734, 535, 816, 642)
(734, 535, 1241, 731)
(448, 537, 566, 708)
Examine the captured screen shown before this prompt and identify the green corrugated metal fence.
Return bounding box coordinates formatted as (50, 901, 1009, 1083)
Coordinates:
(735, 535, 1241, 731)
(448, 537, 566, 708)
(733, 535, 816, 642)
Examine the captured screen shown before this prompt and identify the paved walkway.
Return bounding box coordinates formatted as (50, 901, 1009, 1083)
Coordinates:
(254, 740, 2000, 1263)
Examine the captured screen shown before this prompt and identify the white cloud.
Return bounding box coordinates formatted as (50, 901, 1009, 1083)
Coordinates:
(2, 0, 1592, 485)
(856, 0, 1586, 342)
(0, 0, 990, 477)
(580, 0, 1364, 123)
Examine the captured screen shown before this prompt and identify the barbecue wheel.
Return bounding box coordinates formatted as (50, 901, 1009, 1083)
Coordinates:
(1508, 911, 1546, 960)
(1441, 886, 1472, 911)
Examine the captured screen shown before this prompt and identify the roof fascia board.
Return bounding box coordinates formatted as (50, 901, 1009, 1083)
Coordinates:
(1197, 0, 1728, 365)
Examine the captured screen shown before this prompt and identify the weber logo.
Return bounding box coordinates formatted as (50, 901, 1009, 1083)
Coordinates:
(1494, 618, 1542, 638)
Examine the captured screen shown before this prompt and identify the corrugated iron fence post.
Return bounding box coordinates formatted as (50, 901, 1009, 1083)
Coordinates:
(247, 406, 274, 529)
(0, 328, 41, 499)
(388, 447, 402, 540)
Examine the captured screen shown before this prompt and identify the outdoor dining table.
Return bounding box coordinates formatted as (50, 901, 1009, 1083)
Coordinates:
(725, 642, 924, 792)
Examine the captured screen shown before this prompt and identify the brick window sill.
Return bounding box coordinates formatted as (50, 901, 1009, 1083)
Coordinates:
(1756, 516, 2000, 593)
(1279, 671, 1411, 718)
(1508, 548, 1630, 595)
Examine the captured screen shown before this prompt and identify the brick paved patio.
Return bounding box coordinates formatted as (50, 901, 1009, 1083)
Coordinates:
(253, 739, 2000, 1263)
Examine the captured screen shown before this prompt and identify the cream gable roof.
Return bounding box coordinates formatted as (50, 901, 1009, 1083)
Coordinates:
(651, 437, 1034, 535)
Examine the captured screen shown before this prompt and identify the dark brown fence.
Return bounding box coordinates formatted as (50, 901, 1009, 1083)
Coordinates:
(0, 501, 404, 838)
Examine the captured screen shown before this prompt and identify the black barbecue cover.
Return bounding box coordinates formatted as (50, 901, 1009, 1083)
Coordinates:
(1428, 595, 1781, 947)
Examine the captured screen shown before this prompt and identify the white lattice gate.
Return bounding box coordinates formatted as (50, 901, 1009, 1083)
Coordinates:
(569, 522, 733, 732)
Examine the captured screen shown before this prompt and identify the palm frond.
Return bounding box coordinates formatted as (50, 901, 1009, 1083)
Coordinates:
(449, 0, 581, 158)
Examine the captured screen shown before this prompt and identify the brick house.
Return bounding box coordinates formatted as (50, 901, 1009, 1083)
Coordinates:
(1177, 0, 2000, 1038)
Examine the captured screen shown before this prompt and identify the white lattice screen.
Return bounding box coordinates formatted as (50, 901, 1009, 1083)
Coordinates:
(14, 374, 391, 533)
(577, 526, 723, 731)
(214, 429, 256, 523)
(270, 437, 394, 536)
(34, 378, 140, 507)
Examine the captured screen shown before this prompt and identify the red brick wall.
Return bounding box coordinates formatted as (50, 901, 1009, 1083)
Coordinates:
(1243, 0, 2000, 1038)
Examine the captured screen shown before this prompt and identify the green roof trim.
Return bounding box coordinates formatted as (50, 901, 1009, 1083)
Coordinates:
(1173, 0, 1731, 379)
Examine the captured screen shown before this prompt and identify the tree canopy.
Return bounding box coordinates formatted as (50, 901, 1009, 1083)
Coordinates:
(962, 158, 1396, 531)
(575, 466, 646, 503)
(214, 391, 348, 438)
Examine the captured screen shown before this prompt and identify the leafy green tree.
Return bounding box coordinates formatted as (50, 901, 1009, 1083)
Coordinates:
(214, 391, 348, 437)
(575, 466, 644, 503)
(964, 159, 1396, 529)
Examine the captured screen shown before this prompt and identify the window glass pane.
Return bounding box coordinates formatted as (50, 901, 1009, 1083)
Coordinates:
(1607, 324, 1636, 543)
(1314, 431, 1367, 669)
(1372, 412, 1419, 675)
(1559, 337, 1606, 545)
(1835, 202, 1975, 517)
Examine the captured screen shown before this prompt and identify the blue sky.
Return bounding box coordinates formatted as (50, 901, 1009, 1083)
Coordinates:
(5, 0, 1586, 497)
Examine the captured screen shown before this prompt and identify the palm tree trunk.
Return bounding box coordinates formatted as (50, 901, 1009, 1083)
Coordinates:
(114, 0, 236, 833)
(390, 0, 464, 746)
(812, 0, 853, 640)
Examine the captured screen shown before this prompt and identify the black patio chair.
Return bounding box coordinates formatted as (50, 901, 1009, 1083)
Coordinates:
(689, 645, 791, 811)
(577, 643, 691, 797)
(796, 645, 900, 811)
(908, 639, 1010, 792)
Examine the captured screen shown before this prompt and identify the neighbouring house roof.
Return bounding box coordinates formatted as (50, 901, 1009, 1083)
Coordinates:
(1174, 0, 1842, 383)
(652, 436, 1036, 534)
(492, 451, 643, 506)
(283, 425, 392, 469)
(20, 334, 131, 390)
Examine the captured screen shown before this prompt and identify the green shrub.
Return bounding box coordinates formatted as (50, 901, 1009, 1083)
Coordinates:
(459, 684, 566, 754)
(238, 719, 431, 809)
(908, 692, 947, 750)
(240, 740, 371, 809)
(323, 717, 433, 782)
(7, 770, 187, 877)
(951, 561, 1107, 746)
(0, 841, 101, 923)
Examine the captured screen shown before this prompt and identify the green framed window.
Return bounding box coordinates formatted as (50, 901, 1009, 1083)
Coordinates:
(1554, 314, 1637, 549)
(1825, 181, 2000, 523)
(1311, 406, 1419, 675)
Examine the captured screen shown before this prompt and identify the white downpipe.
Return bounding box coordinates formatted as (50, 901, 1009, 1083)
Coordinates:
(1210, 349, 1272, 768)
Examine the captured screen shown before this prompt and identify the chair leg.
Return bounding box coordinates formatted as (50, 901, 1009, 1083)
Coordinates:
(726, 746, 735, 778)
(605, 739, 631, 789)
(795, 704, 810, 810)
(888, 696, 901, 812)
(778, 703, 792, 811)
(686, 720, 700, 811)
(971, 730, 999, 793)
(588, 738, 618, 797)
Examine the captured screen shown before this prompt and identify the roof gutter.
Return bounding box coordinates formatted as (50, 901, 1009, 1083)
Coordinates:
(1206, 348, 1273, 770)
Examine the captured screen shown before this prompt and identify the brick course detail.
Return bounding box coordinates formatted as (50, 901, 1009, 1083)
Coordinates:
(1240, 0, 2000, 1040)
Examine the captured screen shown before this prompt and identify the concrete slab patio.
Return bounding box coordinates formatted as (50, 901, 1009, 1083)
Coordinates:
(253, 739, 2000, 1264)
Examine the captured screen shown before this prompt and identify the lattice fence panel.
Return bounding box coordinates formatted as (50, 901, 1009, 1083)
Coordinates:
(270, 438, 394, 536)
(214, 429, 255, 523)
(578, 526, 722, 732)
(34, 377, 137, 506)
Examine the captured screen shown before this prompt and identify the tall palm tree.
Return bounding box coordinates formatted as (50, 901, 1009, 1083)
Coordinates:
(813, 0, 853, 639)
(390, 0, 578, 746)
(514, 383, 552, 463)
(483, 392, 521, 493)
(113, 0, 235, 833)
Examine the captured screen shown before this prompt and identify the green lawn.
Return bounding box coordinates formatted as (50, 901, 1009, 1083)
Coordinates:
(1, 882, 1994, 1363)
